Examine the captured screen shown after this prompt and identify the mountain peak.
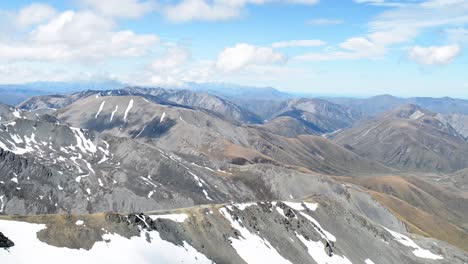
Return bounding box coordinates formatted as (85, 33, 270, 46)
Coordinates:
(384, 104, 431, 120)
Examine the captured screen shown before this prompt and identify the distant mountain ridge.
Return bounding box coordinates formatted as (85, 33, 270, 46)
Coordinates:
(0, 81, 124, 106)
(326, 94, 468, 116)
(334, 104, 468, 172)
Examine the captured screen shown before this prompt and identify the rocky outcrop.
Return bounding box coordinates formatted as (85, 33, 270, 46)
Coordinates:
(0, 232, 14, 248)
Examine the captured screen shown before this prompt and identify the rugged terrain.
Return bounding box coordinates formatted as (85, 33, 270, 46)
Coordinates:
(2, 198, 466, 264)
(0, 87, 467, 263)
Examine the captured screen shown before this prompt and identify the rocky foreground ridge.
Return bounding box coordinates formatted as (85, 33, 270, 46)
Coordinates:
(1, 199, 466, 264)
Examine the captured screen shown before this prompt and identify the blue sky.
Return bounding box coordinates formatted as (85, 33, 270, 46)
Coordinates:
(0, 0, 467, 97)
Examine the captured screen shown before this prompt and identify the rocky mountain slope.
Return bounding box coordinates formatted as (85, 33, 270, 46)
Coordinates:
(19, 87, 262, 124)
(1, 87, 467, 262)
(0, 110, 384, 215)
(334, 104, 468, 172)
(234, 98, 361, 135)
(55, 94, 388, 175)
(336, 174, 468, 251)
(1, 198, 466, 263)
(436, 114, 468, 139)
(255, 116, 323, 137)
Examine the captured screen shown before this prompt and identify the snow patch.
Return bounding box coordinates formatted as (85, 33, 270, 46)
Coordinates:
(0, 195, 4, 212)
(410, 110, 425, 120)
(149, 213, 189, 223)
(123, 99, 134, 121)
(284, 202, 304, 211)
(75, 174, 89, 183)
(95, 100, 106, 119)
(110, 105, 119, 122)
(384, 227, 443, 260)
(303, 202, 318, 211)
(160, 112, 166, 123)
(12, 109, 22, 119)
(296, 232, 352, 264)
(276, 207, 287, 218)
(0, 219, 211, 263)
(70, 127, 97, 153)
(235, 203, 256, 210)
(219, 207, 293, 264)
(202, 189, 213, 201)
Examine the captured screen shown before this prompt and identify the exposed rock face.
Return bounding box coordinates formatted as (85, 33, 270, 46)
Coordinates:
(0, 232, 14, 248)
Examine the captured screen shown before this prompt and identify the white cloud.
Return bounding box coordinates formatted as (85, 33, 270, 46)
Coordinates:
(30, 11, 115, 45)
(307, 18, 343, 25)
(16, 3, 57, 28)
(216, 43, 286, 72)
(297, 0, 468, 62)
(150, 47, 190, 71)
(368, 0, 468, 45)
(80, 0, 156, 18)
(163, 0, 246, 22)
(0, 10, 159, 62)
(136, 47, 217, 87)
(294, 37, 385, 61)
(271, 39, 325, 48)
(408, 44, 461, 65)
(163, 0, 319, 22)
(421, 0, 466, 8)
(340, 37, 384, 55)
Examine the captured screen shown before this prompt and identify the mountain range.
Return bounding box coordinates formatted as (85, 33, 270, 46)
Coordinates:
(0, 84, 467, 263)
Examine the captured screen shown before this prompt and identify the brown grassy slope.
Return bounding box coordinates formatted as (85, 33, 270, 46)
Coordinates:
(336, 175, 468, 252)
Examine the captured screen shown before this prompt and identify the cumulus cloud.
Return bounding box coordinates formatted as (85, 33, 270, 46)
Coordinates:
(163, 0, 247, 22)
(271, 39, 325, 48)
(80, 0, 156, 18)
(16, 3, 57, 28)
(408, 44, 461, 65)
(150, 47, 190, 72)
(216, 43, 285, 72)
(0, 10, 159, 62)
(340, 37, 384, 55)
